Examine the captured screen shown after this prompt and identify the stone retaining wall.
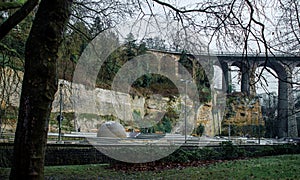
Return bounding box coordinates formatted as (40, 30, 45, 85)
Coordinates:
(0, 143, 113, 168)
(1, 143, 299, 168)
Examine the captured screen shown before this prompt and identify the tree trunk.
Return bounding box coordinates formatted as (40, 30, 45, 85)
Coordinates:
(9, 0, 72, 179)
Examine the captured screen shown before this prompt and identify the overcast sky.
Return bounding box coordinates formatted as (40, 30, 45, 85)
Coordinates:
(113, 0, 299, 95)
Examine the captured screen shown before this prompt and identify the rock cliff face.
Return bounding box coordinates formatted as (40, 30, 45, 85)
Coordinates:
(0, 68, 23, 108)
(196, 102, 215, 136)
(51, 80, 197, 134)
(1, 69, 265, 136)
(51, 80, 145, 132)
(225, 93, 263, 124)
(195, 93, 265, 137)
(221, 93, 265, 136)
(0, 68, 23, 132)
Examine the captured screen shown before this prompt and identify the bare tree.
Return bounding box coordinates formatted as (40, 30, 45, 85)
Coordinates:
(0, 0, 140, 178)
(131, 0, 299, 138)
(125, 0, 271, 55)
(0, 55, 22, 137)
(271, 0, 300, 55)
(0, 0, 299, 178)
(7, 0, 72, 179)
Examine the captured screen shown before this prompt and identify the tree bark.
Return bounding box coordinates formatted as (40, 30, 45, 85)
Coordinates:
(9, 0, 72, 179)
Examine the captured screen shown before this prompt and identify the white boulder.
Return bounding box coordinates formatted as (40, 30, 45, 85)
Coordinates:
(97, 121, 127, 138)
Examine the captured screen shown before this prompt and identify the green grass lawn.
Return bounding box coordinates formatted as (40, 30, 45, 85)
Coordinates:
(1, 154, 299, 179)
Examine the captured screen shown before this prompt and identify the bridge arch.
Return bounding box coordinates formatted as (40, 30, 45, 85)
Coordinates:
(147, 50, 299, 137)
(229, 61, 250, 94)
(257, 61, 289, 137)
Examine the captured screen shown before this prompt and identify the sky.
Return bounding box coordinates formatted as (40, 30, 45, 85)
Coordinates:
(113, 0, 299, 96)
(230, 66, 278, 95)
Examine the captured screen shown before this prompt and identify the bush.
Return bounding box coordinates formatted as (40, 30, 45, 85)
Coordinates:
(199, 147, 221, 160)
(195, 124, 205, 136)
(212, 141, 249, 160)
(161, 149, 189, 163)
(158, 144, 300, 164)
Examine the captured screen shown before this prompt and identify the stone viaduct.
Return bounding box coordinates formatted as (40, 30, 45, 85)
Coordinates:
(149, 49, 300, 138)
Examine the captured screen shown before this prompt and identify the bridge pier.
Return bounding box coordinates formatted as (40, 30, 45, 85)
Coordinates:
(275, 64, 298, 138)
(277, 74, 289, 137)
(287, 67, 298, 137)
(241, 64, 250, 95)
(148, 50, 299, 138)
(219, 56, 299, 138)
(220, 62, 229, 93)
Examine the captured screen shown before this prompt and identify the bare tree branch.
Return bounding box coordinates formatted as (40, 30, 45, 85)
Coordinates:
(0, 0, 39, 41)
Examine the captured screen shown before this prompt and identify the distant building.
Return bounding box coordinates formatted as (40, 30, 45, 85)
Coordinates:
(258, 92, 278, 110)
(293, 88, 300, 137)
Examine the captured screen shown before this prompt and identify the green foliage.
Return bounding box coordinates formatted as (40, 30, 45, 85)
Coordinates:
(57, 22, 91, 80)
(132, 73, 152, 88)
(96, 35, 212, 105)
(224, 96, 236, 120)
(199, 147, 221, 160)
(49, 112, 75, 133)
(132, 74, 179, 98)
(151, 97, 180, 134)
(162, 143, 300, 164)
(0, 1, 23, 11)
(0, 9, 33, 71)
(219, 141, 247, 159)
(162, 117, 172, 133)
(132, 109, 141, 122)
(154, 116, 172, 133)
(97, 34, 147, 89)
(77, 113, 99, 120)
(194, 123, 205, 136)
(17, 0, 26, 3)
(254, 144, 300, 157)
(1, 144, 299, 179)
(162, 148, 190, 163)
(264, 116, 277, 138)
(141, 36, 167, 50)
(178, 51, 211, 102)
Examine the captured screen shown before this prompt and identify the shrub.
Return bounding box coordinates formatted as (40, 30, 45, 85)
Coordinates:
(195, 124, 205, 136)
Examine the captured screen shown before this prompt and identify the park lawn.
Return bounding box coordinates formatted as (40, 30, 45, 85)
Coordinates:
(0, 154, 299, 179)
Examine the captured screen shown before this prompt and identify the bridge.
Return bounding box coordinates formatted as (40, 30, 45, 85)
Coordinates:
(148, 49, 300, 138)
